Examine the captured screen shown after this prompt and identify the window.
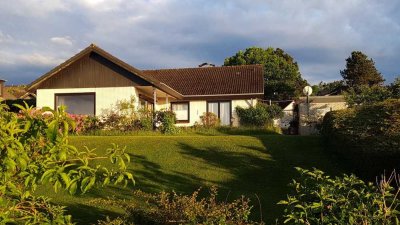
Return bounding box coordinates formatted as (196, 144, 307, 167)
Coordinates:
(55, 93, 95, 115)
(171, 102, 189, 122)
(207, 101, 231, 126)
(139, 98, 154, 111)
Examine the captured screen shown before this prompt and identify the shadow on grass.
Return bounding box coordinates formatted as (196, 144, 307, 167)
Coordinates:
(174, 136, 346, 223)
(127, 153, 208, 194)
(64, 134, 347, 224)
(63, 203, 121, 225)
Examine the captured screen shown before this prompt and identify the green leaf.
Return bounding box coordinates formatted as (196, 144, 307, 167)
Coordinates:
(103, 177, 110, 186)
(83, 177, 96, 193)
(16, 157, 27, 171)
(60, 173, 70, 187)
(68, 180, 78, 195)
(124, 153, 130, 163)
(80, 177, 91, 192)
(41, 169, 56, 183)
(46, 120, 59, 142)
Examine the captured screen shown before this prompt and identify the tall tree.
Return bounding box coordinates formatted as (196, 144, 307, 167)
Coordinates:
(340, 51, 384, 89)
(224, 47, 308, 100)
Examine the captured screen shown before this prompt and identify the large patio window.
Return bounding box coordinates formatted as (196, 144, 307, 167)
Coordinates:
(171, 102, 189, 122)
(207, 101, 231, 126)
(55, 93, 95, 115)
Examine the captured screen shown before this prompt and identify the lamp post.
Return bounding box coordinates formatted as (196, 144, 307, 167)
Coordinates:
(303, 86, 313, 117)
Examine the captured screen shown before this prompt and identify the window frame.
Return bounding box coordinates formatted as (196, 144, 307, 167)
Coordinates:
(54, 92, 96, 115)
(206, 100, 232, 126)
(171, 101, 190, 123)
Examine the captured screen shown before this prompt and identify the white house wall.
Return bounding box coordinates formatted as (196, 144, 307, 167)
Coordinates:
(36, 87, 138, 116)
(173, 99, 256, 127)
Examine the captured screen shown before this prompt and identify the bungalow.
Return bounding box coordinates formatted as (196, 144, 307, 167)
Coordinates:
(25, 44, 264, 126)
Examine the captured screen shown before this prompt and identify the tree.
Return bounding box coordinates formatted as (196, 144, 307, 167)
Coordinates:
(344, 85, 392, 107)
(340, 51, 384, 89)
(389, 76, 400, 98)
(224, 47, 308, 100)
(312, 80, 345, 96)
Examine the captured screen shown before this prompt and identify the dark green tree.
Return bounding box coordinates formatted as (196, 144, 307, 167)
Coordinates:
(389, 77, 400, 98)
(340, 51, 384, 89)
(312, 80, 345, 96)
(224, 47, 308, 100)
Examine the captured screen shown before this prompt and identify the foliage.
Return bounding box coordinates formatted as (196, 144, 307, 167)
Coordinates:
(312, 80, 345, 96)
(278, 168, 400, 224)
(236, 103, 283, 127)
(320, 99, 400, 175)
(224, 46, 308, 100)
(125, 187, 257, 225)
(389, 77, 400, 98)
(0, 102, 134, 223)
(99, 96, 153, 132)
(344, 85, 393, 107)
(340, 51, 384, 88)
(155, 110, 179, 134)
(321, 99, 400, 153)
(3, 98, 36, 112)
(199, 112, 220, 128)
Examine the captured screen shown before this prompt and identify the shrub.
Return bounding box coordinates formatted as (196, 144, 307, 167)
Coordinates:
(200, 112, 220, 128)
(236, 103, 283, 127)
(320, 99, 400, 176)
(124, 187, 257, 225)
(0, 102, 134, 223)
(155, 110, 179, 134)
(321, 99, 400, 154)
(278, 168, 400, 224)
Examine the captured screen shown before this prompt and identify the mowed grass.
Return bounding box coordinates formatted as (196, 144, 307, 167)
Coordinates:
(36, 135, 345, 224)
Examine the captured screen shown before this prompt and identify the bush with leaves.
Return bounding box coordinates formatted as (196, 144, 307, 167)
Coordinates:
(113, 187, 257, 225)
(236, 103, 283, 127)
(321, 99, 400, 175)
(0, 102, 134, 223)
(155, 110, 178, 134)
(278, 168, 400, 224)
(199, 112, 220, 128)
(321, 99, 400, 154)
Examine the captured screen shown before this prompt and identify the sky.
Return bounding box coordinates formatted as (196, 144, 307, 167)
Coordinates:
(0, 0, 399, 85)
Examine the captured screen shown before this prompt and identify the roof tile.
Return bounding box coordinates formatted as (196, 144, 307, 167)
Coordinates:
(143, 65, 264, 96)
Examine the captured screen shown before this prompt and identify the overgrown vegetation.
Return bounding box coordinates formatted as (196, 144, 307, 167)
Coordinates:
(103, 187, 258, 225)
(279, 168, 400, 224)
(236, 103, 283, 127)
(199, 112, 220, 128)
(0, 102, 133, 223)
(321, 99, 400, 176)
(154, 110, 179, 134)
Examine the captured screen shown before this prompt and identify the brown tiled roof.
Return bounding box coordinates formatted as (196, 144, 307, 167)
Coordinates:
(143, 65, 264, 96)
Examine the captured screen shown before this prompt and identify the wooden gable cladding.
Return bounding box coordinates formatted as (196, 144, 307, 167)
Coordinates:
(37, 52, 152, 89)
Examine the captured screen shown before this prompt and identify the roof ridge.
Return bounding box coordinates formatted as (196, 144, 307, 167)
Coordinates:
(143, 64, 263, 72)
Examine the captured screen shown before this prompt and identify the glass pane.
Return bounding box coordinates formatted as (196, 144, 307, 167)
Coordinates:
(219, 102, 230, 126)
(56, 94, 95, 115)
(172, 103, 188, 120)
(207, 102, 218, 116)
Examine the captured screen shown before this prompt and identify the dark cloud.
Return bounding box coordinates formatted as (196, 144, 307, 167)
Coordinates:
(0, 0, 399, 85)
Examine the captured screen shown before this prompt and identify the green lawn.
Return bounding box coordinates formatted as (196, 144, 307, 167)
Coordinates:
(37, 135, 345, 224)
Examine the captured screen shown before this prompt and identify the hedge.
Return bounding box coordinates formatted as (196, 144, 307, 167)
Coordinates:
(320, 99, 400, 177)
